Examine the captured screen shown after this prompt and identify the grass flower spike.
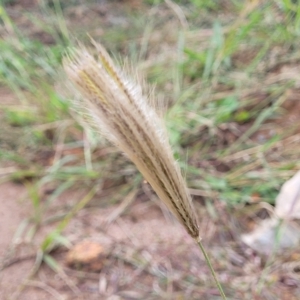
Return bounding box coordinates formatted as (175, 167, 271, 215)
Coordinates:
(63, 42, 199, 239)
(64, 42, 227, 300)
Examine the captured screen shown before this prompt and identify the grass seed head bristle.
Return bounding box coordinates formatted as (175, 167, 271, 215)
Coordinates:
(63, 42, 199, 239)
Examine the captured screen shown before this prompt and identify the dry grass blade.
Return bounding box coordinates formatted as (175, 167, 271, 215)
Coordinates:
(63, 42, 199, 239)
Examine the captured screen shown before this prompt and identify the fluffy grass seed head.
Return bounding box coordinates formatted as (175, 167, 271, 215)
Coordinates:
(63, 42, 199, 239)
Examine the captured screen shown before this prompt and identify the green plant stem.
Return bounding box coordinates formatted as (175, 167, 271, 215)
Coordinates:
(196, 237, 227, 300)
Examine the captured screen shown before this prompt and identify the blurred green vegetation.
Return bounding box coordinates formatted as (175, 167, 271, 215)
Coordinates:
(1, 0, 300, 200)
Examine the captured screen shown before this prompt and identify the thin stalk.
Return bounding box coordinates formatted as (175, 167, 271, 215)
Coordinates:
(195, 237, 227, 300)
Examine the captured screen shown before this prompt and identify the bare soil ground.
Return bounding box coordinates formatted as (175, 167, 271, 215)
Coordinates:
(0, 181, 214, 300)
(1, 174, 299, 299)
